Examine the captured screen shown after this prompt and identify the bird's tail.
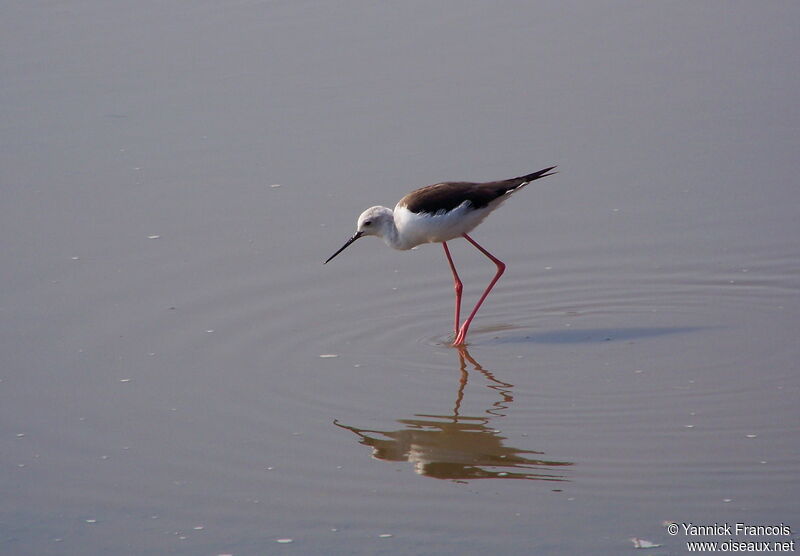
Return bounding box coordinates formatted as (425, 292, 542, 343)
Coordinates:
(495, 166, 557, 196)
(518, 166, 557, 184)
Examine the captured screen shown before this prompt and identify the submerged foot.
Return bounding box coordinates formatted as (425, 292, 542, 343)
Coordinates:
(453, 325, 469, 346)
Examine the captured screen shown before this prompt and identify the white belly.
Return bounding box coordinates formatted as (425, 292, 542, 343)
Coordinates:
(392, 203, 494, 249)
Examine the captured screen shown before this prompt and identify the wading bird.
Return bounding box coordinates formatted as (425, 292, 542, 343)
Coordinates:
(324, 166, 556, 345)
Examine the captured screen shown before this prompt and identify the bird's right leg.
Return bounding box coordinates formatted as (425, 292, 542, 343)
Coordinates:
(442, 242, 463, 337)
(453, 234, 506, 346)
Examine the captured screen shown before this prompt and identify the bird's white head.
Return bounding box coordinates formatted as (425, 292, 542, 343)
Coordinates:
(324, 206, 395, 264)
(356, 206, 394, 238)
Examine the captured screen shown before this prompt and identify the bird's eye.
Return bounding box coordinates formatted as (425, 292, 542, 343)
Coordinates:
(364, 220, 372, 226)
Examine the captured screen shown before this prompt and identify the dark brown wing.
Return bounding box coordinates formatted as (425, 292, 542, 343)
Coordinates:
(400, 166, 556, 214)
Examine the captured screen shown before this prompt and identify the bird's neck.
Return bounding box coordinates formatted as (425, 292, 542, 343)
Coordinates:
(379, 209, 404, 250)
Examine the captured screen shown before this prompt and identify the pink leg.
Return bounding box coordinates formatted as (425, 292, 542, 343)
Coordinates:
(453, 234, 506, 346)
(442, 242, 463, 336)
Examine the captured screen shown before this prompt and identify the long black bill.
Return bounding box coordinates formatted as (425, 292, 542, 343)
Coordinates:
(324, 231, 363, 264)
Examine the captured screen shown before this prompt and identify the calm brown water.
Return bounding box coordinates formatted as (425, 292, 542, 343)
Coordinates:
(2, 2, 798, 555)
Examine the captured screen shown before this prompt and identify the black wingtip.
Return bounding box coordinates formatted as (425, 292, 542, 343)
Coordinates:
(520, 166, 557, 183)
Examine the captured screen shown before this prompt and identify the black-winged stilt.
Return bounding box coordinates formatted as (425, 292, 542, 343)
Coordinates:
(324, 166, 557, 346)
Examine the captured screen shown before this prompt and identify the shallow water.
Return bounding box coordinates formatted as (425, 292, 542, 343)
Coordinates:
(2, 2, 799, 555)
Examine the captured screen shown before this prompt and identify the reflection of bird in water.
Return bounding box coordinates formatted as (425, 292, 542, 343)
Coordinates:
(334, 347, 572, 482)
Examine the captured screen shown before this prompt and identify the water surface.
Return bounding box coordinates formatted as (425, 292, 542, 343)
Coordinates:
(2, 2, 798, 555)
